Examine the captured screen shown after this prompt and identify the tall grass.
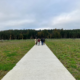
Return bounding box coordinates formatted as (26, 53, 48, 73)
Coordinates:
(46, 39, 80, 80)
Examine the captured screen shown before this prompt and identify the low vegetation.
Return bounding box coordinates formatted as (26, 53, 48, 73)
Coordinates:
(0, 39, 80, 80)
(0, 40, 34, 79)
(46, 39, 80, 80)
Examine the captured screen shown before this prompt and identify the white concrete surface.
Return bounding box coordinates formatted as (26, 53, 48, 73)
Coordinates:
(2, 44, 76, 80)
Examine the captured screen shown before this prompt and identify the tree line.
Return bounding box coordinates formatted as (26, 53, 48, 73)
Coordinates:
(0, 29, 80, 40)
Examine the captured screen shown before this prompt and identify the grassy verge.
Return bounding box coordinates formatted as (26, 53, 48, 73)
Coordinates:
(0, 39, 34, 79)
(46, 39, 80, 80)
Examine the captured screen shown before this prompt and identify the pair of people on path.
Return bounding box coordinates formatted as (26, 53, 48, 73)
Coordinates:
(35, 38, 40, 45)
(35, 38, 45, 45)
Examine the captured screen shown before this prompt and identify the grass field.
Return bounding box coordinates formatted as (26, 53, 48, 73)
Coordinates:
(0, 40, 34, 79)
(46, 39, 80, 80)
(0, 39, 80, 80)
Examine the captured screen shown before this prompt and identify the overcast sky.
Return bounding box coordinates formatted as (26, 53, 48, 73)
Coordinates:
(0, 0, 80, 30)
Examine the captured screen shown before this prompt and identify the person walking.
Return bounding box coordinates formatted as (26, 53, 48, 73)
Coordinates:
(37, 38, 40, 45)
(35, 38, 37, 45)
(43, 38, 45, 44)
(41, 38, 43, 45)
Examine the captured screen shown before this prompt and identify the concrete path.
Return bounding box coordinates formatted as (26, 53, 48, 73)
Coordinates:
(2, 44, 76, 80)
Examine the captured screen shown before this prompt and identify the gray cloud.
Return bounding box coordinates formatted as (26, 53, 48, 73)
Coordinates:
(0, 0, 80, 30)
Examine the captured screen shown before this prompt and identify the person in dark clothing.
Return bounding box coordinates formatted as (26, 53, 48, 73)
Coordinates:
(41, 38, 44, 45)
(43, 38, 45, 44)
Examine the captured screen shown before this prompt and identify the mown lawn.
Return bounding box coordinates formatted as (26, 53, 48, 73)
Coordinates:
(0, 40, 34, 79)
(46, 39, 80, 80)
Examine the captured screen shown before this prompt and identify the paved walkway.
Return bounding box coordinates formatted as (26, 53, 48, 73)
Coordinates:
(2, 44, 76, 80)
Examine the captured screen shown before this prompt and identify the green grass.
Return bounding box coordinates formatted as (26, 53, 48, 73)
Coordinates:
(0, 39, 34, 79)
(0, 39, 80, 80)
(46, 39, 80, 80)
(0, 63, 15, 71)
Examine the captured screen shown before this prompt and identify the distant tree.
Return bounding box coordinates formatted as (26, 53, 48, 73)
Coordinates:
(10, 35, 11, 40)
(0, 29, 80, 39)
(52, 29, 61, 38)
(19, 33, 23, 39)
(37, 32, 42, 38)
